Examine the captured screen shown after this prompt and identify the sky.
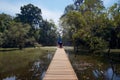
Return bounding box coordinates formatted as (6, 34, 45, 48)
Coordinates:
(0, 0, 118, 25)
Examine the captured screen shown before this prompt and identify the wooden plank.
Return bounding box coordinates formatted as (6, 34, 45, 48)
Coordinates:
(46, 71, 75, 75)
(43, 75, 78, 80)
(43, 48, 78, 80)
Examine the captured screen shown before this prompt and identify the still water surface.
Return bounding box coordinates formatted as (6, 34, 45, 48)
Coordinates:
(1, 51, 54, 80)
(1, 49, 120, 80)
(66, 50, 120, 80)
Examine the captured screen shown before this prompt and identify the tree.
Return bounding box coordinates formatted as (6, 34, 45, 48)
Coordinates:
(108, 3, 120, 48)
(16, 4, 42, 28)
(0, 32, 3, 47)
(64, 4, 75, 14)
(73, 0, 84, 10)
(3, 22, 30, 49)
(60, 0, 109, 52)
(15, 4, 43, 42)
(0, 13, 13, 47)
(0, 13, 12, 33)
(39, 20, 57, 46)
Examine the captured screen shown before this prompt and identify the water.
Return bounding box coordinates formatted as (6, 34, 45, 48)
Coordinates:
(1, 52, 54, 80)
(3, 76, 16, 80)
(104, 67, 120, 80)
(1, 49, 120, 80)
(92, 68, 120, 80)
(67, 50, 120, 80)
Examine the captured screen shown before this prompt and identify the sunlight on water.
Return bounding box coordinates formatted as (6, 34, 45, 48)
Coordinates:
(104, 68, 120, 80)
(3, 76, 16, 80)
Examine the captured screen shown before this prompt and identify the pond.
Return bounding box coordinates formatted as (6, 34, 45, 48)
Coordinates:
(0, 49, 54, 80)
(66, 50, 120, 80)
(1, 48, 120, 80)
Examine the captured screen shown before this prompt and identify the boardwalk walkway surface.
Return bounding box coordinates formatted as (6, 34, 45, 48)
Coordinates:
(43, 48, 78, 80)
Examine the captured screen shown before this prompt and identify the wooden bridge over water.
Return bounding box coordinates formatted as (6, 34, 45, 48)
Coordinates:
(43, 48, 78, 80)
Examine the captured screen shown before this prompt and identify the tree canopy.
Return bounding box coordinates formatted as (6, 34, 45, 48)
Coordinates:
(60, 0, 120, 52)
(0, 4, 58, 49)
(16, 4, 42, 28)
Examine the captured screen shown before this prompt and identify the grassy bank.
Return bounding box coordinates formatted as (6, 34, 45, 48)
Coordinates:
(40, 46, 57, 51)
(0, 47, 56, 73)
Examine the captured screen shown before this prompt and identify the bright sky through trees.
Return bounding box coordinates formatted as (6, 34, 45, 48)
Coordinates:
(0, 0, 118, 25)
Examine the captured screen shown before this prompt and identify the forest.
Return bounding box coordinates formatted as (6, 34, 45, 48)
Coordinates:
(61, 0, 120, 53)
(0, 4, 58, 49)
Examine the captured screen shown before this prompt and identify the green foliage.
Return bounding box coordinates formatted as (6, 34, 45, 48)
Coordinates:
(0, 4, 57, 48)
(89, 37, 108, 51)
(16, 4, 42, 27)
(3, 22, 30, 49)
(108, 3, 120, 48)
(66, 11, 86, 30)
(15, 4, 57, 46)
(0, 13, 13, 47)
(15, 4, 43, 45)
(61, 0, 120, 52)
(39, 20, 57, 46)
(0, 13, 12, 33)
(0, 32, 3, 46)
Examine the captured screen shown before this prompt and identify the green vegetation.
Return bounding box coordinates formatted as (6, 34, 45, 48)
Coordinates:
(0, 47, 55, 73)
(40, 46, 57, 51)
(0, 4, 58, 49)
(0, 0, 120, 79)
(61, 0, 120, 53)
(0, 47, 56, 80)
(0, 48, 40, 72)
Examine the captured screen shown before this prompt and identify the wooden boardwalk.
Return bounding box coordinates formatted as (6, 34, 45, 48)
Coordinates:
(43, 48, 78, 80)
